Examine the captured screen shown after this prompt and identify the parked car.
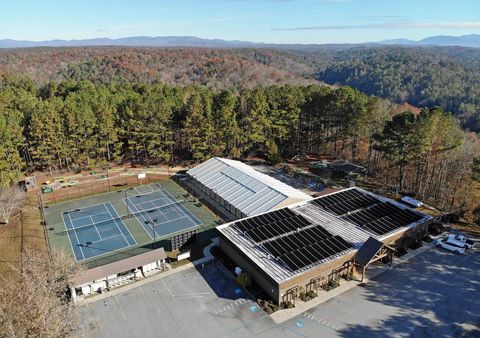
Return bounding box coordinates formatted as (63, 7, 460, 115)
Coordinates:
(447, 234, 476, 249)
(435, 238, 465, 254)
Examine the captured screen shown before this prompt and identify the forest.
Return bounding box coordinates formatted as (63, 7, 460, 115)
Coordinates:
(2, 46, 479, 131)
(0, 76, 478, 220)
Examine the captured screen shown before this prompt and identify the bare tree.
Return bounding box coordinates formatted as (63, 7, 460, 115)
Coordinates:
(0, 247, 86, 338)
(0, 185, 25, 224)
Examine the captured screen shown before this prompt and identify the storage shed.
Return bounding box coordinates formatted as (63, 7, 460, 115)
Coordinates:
(70, 247, 167, 301)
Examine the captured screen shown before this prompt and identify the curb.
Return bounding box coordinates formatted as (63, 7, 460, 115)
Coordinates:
(270, 240, 436, 323)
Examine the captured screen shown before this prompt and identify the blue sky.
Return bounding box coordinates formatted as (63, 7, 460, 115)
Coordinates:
(1, 0, 479, 44)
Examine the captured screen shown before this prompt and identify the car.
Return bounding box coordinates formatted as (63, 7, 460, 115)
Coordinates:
(447, 234, 476, 249)
(435, 238, 465, 254)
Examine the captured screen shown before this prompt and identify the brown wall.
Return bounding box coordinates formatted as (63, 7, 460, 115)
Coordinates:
(278, 252, 356, 300)
(219, 234, 281, 303)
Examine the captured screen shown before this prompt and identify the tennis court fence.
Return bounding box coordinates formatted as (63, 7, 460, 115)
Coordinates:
(39, 173, 166, 205)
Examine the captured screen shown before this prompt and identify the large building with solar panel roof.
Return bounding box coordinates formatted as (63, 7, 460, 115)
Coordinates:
(186, 157, 312, 219)
(217, 187, 433, 304)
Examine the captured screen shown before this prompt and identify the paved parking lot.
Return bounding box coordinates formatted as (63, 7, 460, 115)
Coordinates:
(80, 248, 480, 338)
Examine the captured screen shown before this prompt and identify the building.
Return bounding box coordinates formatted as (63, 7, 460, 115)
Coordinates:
(70, 247, 167, 301)
(186, 157, 312, 219)
(217, 187, 432, 304)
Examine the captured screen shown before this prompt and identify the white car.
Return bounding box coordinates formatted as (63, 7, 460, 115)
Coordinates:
(447, 234, 476, 249)
(435, 238, 465, 254)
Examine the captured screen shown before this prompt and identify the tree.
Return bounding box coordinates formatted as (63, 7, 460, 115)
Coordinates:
(0, 185, 24, 224)
(182, 91, 214, 161)
(373, 111, 420, 191)
(28, 98, 66, 171)
(0, 248, 85, 338)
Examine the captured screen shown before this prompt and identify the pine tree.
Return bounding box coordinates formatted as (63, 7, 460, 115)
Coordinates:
(29, 98, 65, 171)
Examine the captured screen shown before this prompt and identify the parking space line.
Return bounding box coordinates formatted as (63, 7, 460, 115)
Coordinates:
(114, 296, 127, 320)
(302, 312, 340, 331)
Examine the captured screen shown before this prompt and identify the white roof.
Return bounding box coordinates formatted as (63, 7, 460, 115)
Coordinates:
(187, 158, 312, 216)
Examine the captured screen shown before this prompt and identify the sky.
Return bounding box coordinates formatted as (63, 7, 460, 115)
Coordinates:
(1, 0, 479, 44)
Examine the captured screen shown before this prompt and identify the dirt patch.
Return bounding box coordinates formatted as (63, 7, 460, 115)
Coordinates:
(0, 214, 22, 284)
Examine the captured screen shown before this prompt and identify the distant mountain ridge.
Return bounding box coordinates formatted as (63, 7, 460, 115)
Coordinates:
(1, 34, 479, 49)
(0, 36, 264, 49)
(377, 34, 480, 48)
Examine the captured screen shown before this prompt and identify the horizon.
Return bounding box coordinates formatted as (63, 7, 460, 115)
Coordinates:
(1, 33, 479, 46)
(1, 0, 479, 44)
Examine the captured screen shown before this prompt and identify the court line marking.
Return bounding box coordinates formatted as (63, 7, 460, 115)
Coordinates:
(63, 202, 113, 217)
(68, 211, 110, 223)
(62, 212, 82, 261)
(67, 213, 85, 261)
(105, 202, 137, 246)
(103, 203, 130, 246)
(124, 197, 156, 239)
(154, 215, 189, 226)
(126, 195, 184, 239)
(162, 189, 201, 225)
(134, 184, 154, 194)
(89, 216, 103, 240)
(86, 233, 126, 246)
(130, 195, 181, 219)
(123, 190, 200, 240)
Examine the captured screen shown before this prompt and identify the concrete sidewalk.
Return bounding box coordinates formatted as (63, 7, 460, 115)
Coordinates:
(270, 240, 437, 323)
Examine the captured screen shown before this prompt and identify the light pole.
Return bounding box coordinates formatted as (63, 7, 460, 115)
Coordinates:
(145, 217, 159, 249)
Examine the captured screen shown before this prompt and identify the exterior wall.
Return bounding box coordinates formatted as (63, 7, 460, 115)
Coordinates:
(219, 234, 280, 303)
(382, 219, 432, 249)
(278, 252, 356, 302)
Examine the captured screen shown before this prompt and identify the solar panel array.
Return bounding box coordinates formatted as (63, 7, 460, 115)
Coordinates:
(280, 236, 352, 272)
(231, 189, 423, 273)
(344, 202, 422, 235)
(262, 225, 352, 272)
(233, 207, 353, 272)
(313, 189, 423, 236)
(234, 208, 312, 243)
(312, 188, 378, 215)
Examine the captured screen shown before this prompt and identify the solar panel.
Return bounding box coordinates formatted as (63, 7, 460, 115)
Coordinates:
(313, 189, 378, 215)
(234, 208, 297, 233)
(344, 202, 423, 236)
(245, 215, 311, 242)
(279, 235, 352, 272)
(262, 225, 333, 258)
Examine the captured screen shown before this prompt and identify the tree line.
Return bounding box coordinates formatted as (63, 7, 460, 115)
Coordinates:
(0, 77, 478, 217)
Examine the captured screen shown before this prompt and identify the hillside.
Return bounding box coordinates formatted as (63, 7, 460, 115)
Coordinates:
(233, 46, 480, 131)
(2, 45, 480, 130)
(0, 48, 315, 89)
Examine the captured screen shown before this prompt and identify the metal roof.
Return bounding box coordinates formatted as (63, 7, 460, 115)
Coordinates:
(217, 187, 432, 284)
(187, 158, 312, 216)
(353, 237, 385, 267)
(71, 248, 167, 286)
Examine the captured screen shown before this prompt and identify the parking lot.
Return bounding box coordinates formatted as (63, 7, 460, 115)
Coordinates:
(80, 247, 480, 338)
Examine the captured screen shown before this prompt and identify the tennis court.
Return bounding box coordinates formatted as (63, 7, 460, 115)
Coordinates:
(62, 203, 136, 261)
(124, 187, 201, 239)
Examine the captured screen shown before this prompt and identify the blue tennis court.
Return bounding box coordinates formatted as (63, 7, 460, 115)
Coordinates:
(125, 189, 201, 239)
(62, 203, 137, 261)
